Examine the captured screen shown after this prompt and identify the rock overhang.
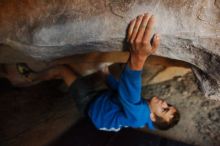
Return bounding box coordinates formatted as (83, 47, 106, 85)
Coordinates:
(0, 0, 219, 100)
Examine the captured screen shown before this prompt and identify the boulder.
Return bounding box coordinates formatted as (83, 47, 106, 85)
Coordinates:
(0, 0, 219, 100)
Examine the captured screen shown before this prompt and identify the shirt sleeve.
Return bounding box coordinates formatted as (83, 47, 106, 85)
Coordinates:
(117, 65, 143, 118)
(106, 73, 119, 90)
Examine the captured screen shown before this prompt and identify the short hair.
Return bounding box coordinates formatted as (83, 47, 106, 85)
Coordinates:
(152, 108, 180, 130)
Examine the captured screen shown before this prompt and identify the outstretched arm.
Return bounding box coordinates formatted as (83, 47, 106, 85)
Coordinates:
(118, 13, 160, 117)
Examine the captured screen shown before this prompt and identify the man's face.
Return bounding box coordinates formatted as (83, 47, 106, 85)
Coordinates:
(149, 96, 177, 122)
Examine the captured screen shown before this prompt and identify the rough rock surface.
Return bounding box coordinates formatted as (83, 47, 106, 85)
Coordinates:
(0, 0, 219, 99)
(142, 73, 220, 146)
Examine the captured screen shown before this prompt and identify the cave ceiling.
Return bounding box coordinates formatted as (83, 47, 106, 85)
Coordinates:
(0, 0, 219, 100)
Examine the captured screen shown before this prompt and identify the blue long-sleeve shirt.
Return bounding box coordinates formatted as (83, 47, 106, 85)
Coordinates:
(88, 65, 155, 132)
